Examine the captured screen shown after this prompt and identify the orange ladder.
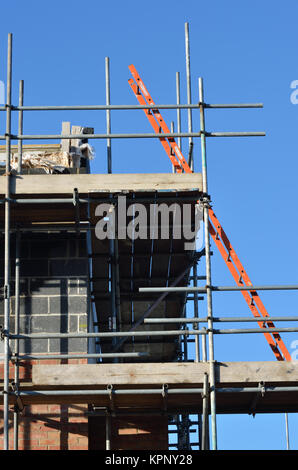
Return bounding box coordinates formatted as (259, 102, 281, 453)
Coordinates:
(128, 64, 291, 361)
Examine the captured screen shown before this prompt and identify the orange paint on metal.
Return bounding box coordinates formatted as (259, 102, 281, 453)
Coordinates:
(128, 79, 181, 171)
(128, 65, 191, 173)
(127, 64, 291, 362)
(209, 208, 291, 362)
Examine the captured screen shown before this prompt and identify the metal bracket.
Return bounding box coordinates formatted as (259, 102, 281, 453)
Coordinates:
(188, 141, 194, 165)
(161, 384, 168, 412)
(200, 194, 212, 214)
(87, 406, 109, 417)
(107, 384, 115, 412)
(199, 193, 211, 202)
(11, 381, 24, 414)
(0, 325, 7, 341)
(73, 188, 80, 236)
(201, 381, 210, 400)
(249, 381, 265, 417)
(4, 285, 8, 299)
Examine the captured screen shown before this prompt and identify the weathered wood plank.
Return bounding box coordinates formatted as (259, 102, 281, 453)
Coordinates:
(0, 172, 202, 195)
(32, 361, 298, 387)
(0, 144, 61, 153)
(60, 122, 71, 153)
(0, 144, 61, 163)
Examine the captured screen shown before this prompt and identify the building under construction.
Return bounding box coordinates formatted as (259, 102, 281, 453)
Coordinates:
(0, 24, 298, 451)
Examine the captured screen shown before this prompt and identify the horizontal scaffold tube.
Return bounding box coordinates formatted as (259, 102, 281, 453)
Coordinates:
(0, 131, 266, 141)
(8, 330, 206, 339)
(139, 285, 298, 293)
(0, 103, 263, 112)
(7, 325, 298, 341)
(12, 352, 148, 361)
(144, 316, 298, 324)
(5, 385, 298, 398)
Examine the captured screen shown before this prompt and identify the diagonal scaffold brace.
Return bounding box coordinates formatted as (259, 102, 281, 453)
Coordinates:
(128, 64, 291, 363)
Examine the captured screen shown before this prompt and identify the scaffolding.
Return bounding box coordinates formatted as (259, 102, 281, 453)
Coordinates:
(1, 24, 298, 451)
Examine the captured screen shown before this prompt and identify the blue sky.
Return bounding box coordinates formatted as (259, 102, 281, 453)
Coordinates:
(1, 0, 298, 450)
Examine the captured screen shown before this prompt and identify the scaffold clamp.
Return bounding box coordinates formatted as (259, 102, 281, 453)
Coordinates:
(162, 384, 168, 412)
(107, 384, 115, 411)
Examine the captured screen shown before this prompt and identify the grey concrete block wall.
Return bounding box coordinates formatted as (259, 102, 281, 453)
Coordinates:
(0, 231, 89, 354)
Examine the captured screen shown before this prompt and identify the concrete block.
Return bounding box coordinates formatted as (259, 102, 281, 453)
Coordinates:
(68, 279, 79, 295)
(68, 278, 88, 295)
(49, 259, 88, 277)
(0, 315, 31, 334)
(10, 296, 49, 316)
(78, 278, 88, 295)
(49, 296, 87, 315)
(30, 278, 67, 296)
(49, 337, 88, 353)
(30, 315, 69, 333)
(19, 338, 49, 354)
(69, 315, 78, 332)
(78, 315, 88, 332)
(10, 279, 30, 297)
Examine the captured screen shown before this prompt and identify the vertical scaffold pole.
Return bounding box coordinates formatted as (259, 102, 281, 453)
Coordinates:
(184, 22, 193, 171)
(105, 57, 111, 174)
(193, 262, 202, 449)
(201, 327, 209, 449)
(199, 76, 217, 450)
(193, 263, 200, 363)
(170, 121, 175, 173)
(17, 80, 24, 174)
(4, 32, 12, 451)
(285, 413, 290, 450)
(105, 57, 117, 364)
(176, 72, 182, 153)
(14, 82, 23, 447)
(114, 204, 121, 347)
(106, 412, 111, 450)
(13, 230, 20, 449)
(202, 372, 210, 450)
(109, 204, 118, 361)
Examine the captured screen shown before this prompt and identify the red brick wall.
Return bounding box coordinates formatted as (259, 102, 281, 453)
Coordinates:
(0, 358, 88, 450)
(0, 404, 89, 450)
(89, 415, 169, 450)
(0, 359, 169, 450)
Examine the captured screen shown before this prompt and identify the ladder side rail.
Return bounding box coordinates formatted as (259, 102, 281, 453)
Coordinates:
(128, 78, 181, 171)
(128, 65, 191, 173)
(209, 211, 291, 361)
